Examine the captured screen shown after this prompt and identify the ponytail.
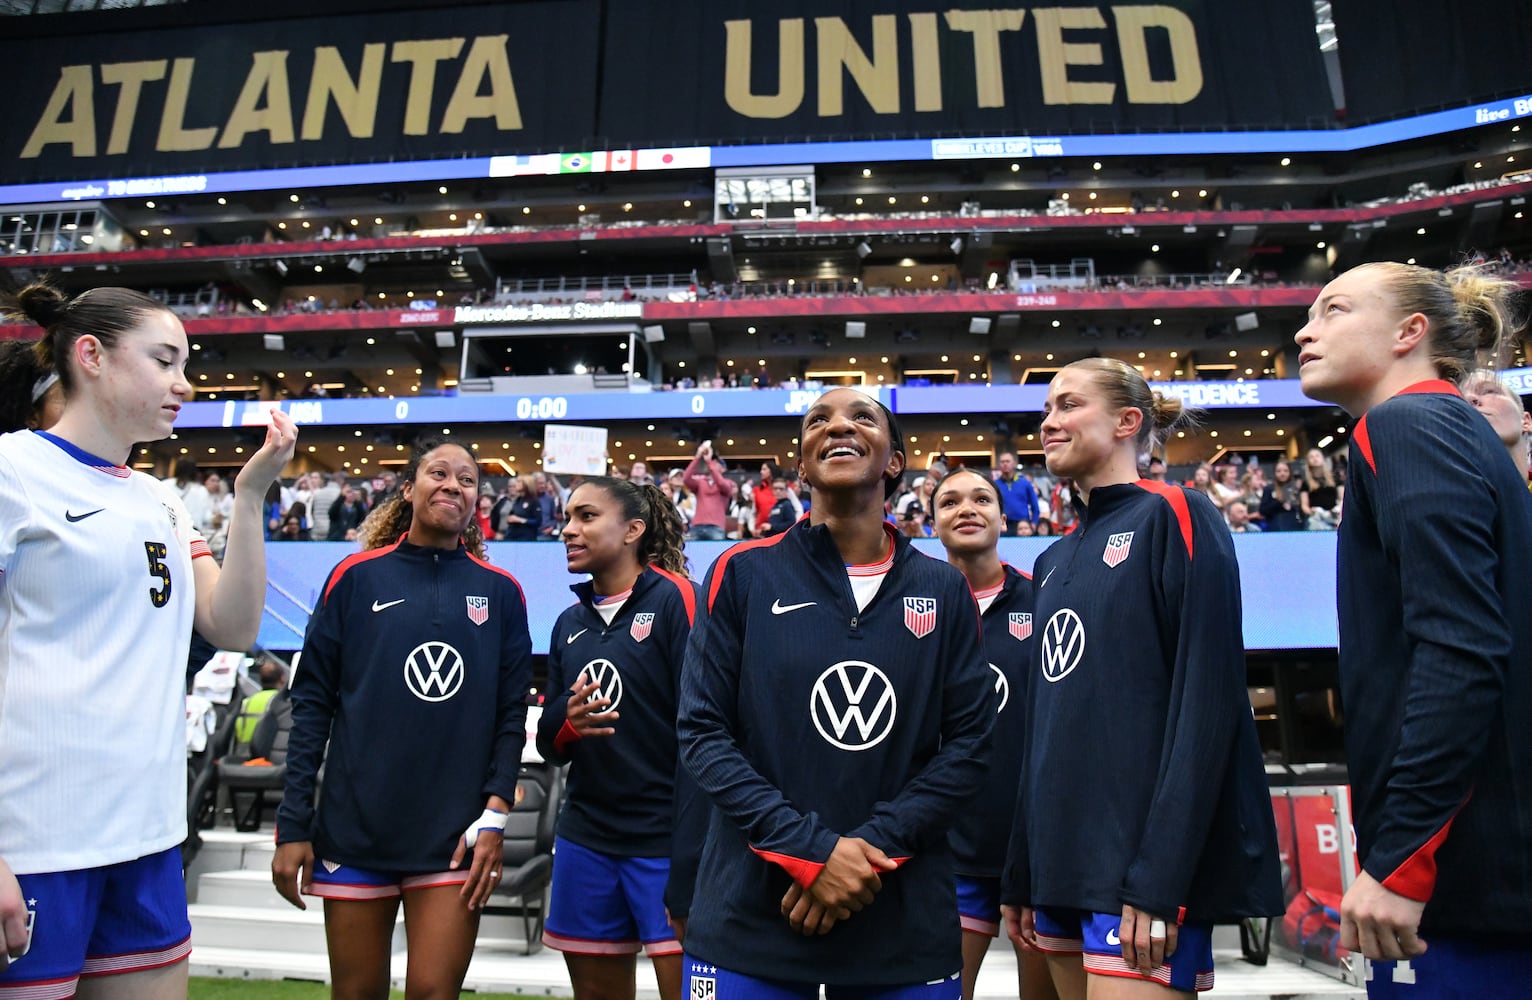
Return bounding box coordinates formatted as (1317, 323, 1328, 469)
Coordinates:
(3, 282, 175, 397)
(576, 476, 691, 578)
(1356, 261, 1525, 384)
(1064, 357, 1200, 459)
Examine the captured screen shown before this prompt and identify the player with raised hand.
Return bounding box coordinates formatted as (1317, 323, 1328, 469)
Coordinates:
(0, 282, 296, 997)
(272, 439, 531, 999)
(931, 469, 1055, 1000)
(1000, 358, 1281, 998)
(679, 387, 995, 1000)
(537, 476, 702, 1000)
(1295, 261, 1532, 995)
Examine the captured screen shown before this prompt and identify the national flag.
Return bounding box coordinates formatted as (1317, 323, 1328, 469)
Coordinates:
(559, 153, 593, 174)
(608, 149, 634, 171)
(636, 146, 711, 171)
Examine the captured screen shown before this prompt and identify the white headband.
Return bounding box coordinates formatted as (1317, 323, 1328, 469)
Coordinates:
(30, 371, 59, 405)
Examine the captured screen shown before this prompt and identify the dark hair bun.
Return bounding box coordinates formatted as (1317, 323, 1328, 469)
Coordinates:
(15, 283, 69, 329)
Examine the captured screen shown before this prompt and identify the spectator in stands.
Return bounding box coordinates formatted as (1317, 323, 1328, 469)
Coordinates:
(1048, 478, 1077, 534)
(629, 460, 654, 487)
(291, 471, 316, 518)
(276, 504, 312, 541)
(992, 451, 1039, 534)
(535, 472, 564, 541)
(610, 464, 630, 480)
(1144, 456, 1167, 482)
(309, 471, 343, 540)
(1035, 519, 1054, 537)
(0, 282, 296, 998)
(752, 463, 780, 536)
(1259, 460, 1305, 531)
(475, 493, 496, 541)
(666, 470, 695, 528)
(1238, 466, 1267, 526)
(502, 475, 541, 541)
(1014, 518, 1036, 537)
(1226, 501, 1260, 533)
(759, 480, 797, 535)
(728, 479, 753, 539)
(1300, 449, 1343, 530)
(1209, 463, 1242, 515)
(899, 500, 929, 537)
(0, 339, 63, 432)
(682, 441, 730, 541)
(1463, 369, 1532, 484)
(1293, 261, 1532, 990)
(328, 485, 368, 541)
(272, 439, 531, 1000)
(263, 480, 285, 539)
(164, 457, 215, 534)
(235, 656, 288, 746)
(914, 475, 939, 523)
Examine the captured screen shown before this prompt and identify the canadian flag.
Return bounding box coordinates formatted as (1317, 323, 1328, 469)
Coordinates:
(609, 149, 634, 171)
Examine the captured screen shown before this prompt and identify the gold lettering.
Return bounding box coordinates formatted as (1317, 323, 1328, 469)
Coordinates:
(908, 13, 942, 112)
(302, 44, 385, 140)
(20, 65, 96, 158)
(945, 9, 1027, 108)
(816, 16, 899, 116)
(1033, 7, 1114, 104)
(724, 19, 804, 119)
(440, 35, 522, 133)
(1113, 5, 1202, 103)
(101, 61, 167, 155)
(391, 38, 465, 136)
(219, 51, 295, 147)
(157, 58, 218, 151)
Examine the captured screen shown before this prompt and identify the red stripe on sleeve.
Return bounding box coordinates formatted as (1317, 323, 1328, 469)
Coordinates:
(1353, 416, 1376, 474)
(1134, 480, 1195, 560)
(705, 533, 787, 611)
(651, 566, 697, 626)
(1380, 802, 1466, 903)
(553, 719, 581, 755)
(749, 846, 826, 889)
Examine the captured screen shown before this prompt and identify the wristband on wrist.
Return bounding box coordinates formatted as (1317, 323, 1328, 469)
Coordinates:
(461, 807, 508, 848)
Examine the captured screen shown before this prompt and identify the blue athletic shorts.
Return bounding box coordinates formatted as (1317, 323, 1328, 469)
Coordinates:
(683, 956, 961, 1000)
(955, 875, 1000, 937)
(0, 847, 191, 996)
(1032, 906, 1214, 993)
(306, 857, 472, 901)
(1365, 935, 1532, 998)
(543, 836, 680, 956)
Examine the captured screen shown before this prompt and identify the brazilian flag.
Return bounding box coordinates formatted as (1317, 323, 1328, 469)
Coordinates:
(559, 153, 593, 174)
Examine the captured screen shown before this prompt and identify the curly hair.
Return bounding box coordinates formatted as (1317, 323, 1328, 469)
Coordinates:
(355, 439, 488, 559)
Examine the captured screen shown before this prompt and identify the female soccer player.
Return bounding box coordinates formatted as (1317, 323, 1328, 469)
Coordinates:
(272, 439, 532, 999)
(0, 339, 63, 432)
(1295, 262, 1532, 996)
(1462, 368, 1532, 483)
(679, 387, 995, 1000)
(931, 470, 1054, 1000)
(537, 476, 701, 1000)
(1001, 358, 1281, 998)
(0, 283, 296, 996)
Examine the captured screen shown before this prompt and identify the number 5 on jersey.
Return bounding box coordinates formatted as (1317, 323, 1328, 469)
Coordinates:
(144, 541, 172, 608)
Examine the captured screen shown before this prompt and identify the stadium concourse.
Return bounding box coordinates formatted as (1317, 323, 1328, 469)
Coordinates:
(1, 0, 1529, 997)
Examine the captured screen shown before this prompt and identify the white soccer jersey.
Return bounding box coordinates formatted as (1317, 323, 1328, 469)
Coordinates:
(0, 430, 209, 874)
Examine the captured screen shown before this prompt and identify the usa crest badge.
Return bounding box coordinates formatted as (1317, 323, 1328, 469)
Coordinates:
(1009, 612, 1033, 641)
(466, 595, 489, 626)
(903, 597, 936, 638)
(630, 612, 654, 643)
(1102, 531, 1135, 568)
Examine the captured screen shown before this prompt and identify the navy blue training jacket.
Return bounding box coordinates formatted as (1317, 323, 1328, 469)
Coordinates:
(679, 520, 995, 985)
(951, 563, 1035, 879)
(1340, 382, 1532, 934)
(277, 537, 532, 870)
(536, 564, 707, 916)
(1002, 482, 1282, 923)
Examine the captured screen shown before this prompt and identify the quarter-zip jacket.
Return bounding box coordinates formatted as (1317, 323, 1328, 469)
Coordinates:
(1002, 482, 1282, 923)
(951, 563, 1034, 879)
(536, 565, 706, 913)
(679, 520, 995, 984)
(1339, 382, 1532, 934)
(277, 537, 532, 870)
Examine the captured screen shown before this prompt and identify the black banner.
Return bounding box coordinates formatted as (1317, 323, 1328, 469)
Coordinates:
(1, 2, 600, 182)
(597, 0, 1334, 145)
(1332, 0, 1532, 123)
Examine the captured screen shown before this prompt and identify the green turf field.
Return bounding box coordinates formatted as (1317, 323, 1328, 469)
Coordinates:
(189, 977, 562, 999)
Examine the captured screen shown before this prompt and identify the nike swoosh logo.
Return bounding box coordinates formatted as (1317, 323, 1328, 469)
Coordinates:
(1039, 567, 1056, 588)
(566, 628, 589, 644)
(771, 600, 816, 615)
(371, 599, 405, 612)
(65, 509, 104, 522)
(1106, 928, 1121, 946)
